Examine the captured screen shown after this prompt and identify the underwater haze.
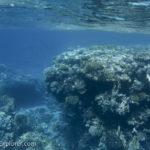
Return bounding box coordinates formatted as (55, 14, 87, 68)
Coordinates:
(1, 0, 150, 150)
(1, 28, 150, 77)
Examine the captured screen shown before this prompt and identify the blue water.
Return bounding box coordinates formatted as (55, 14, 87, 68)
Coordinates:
(1, 27, 150, 150)
(0, 28, 150, 78)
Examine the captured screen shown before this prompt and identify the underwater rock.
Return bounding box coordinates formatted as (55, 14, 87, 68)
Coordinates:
(45, 45, 150, 150)
(14, 113, 31, 138)
(65, 95, 79, 105)
(0, 112, 14, 150)
(0, 104, 67, 150)
(0, 111, 13, 131)
(106, 130, 124, 150)
(15, 105, 68, 150)
(0, 64, 45, 108)
(0, 95, 15, 114)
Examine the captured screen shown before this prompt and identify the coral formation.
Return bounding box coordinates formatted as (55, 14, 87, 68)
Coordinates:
(0, 104, 66, 150)
(0, 95, 15, 114)
(45, 45, 150, 150)
(0, 65, 65, 150)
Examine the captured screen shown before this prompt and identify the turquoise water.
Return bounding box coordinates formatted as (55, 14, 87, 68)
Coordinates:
(0, 1, 150, 150)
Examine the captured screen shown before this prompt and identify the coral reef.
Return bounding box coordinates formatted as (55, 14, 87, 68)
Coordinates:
(0, 65, 66, 150)
(14, 105, 68, 150)
(0, 104, 67, 150)
(0, 95, 15, 114)
(0, 112, 14, 148)
(45, 45, 150, 150)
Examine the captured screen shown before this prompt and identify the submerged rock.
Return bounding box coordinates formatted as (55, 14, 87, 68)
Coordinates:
(0, 104, 67, 150)
(45, 45, 150, 150)
(0, 64, 45, 108)
(0, 112, 14, 150)
(0, 95, 15, 114)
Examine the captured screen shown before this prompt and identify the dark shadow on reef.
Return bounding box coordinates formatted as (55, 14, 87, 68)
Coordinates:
(0, 64, 45, 108)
